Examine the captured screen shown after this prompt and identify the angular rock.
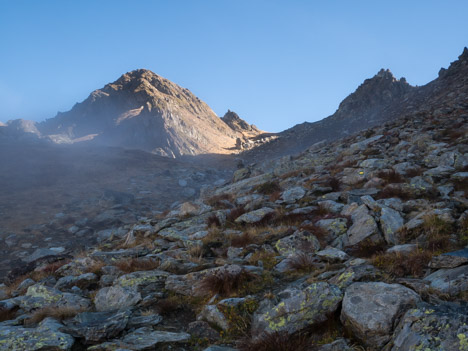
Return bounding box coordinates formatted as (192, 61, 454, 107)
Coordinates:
(94, 285, 141, 312)
(391, 303, 468, 350)
(423, 264, 468, 295)
(429, 249, 468, 269)
(316, 247, 349, 262)
(315, 218, 348, 240)
(62, 309, 131, 343)
(252, 282, 342, 334)
(234, 207, 275, 224)
(55, 273, 98, 292)
(328, 264, 380, 289)
(340, 282, 420, 348)
(380, 206, 404, 245)
(346, 205, 380, 246)
(281, 186, 306, 203)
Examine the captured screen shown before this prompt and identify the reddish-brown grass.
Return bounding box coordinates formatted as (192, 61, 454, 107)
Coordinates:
(372, 250, 433, 278)
(230, 231, 257, 248)
(238, 331, 311, 351)
(377, 169, 404, 184)
(114, 258, 160, 273)
(286, 253, 316, 272)
(197, 269, 257, 297)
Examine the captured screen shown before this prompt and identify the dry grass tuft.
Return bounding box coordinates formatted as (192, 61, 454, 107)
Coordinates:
(197, 269, 257, 297)
(206, 214, 222, 228)
(206, 194, 234, 209)
(349, 239, 387, 258)
(226, 206, 247, 224)
(255, 181, 282, 195)
(230, 231, 257, 248)
(286, 253, 316, 273)
(85, 260, 106, 276)
(324, 176, 341, 192)
(376, 185, 411, 200)
(247, 250, 278, 270)
(0, 307, 17, 322)
(26, 306, 84, 325)
(114, 257, 160, 273)
(371, 249, 432, 278)
(377, 169, 404, 184)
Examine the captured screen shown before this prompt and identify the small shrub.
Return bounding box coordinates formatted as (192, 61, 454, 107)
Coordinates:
(375, 185, 411, 200)
(206, 214, 222, 228)
(286, 253, 316, 273)
(226, 206, 247, 224)
(247, 250, 278, 270)
(405, 167, 423, 178)
(350, 239, 387, 258)
(256, 181, 281, 195)
(325, 176, 341, 192)
(206, 194, 234, 209)
(197, 269, 257, 297)
(155, 296, 184, 316)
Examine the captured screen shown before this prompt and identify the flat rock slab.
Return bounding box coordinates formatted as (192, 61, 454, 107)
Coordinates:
(88, 327, 191, 350)
(341, 282, 420, 348)
(423, 264, 468, 295)
(19, 284, 91, 312)
(234, 207, 275, 224)
(94, 285, 142, 312)
(429, 249, 468, 269)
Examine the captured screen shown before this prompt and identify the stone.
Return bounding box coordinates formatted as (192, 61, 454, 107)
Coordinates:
(340, 282, 420, 348)
(346, 205, 380, 246)
(359, 158, 388, 169)
(55, 273, 98, 291)
(234, 207, 275, 224)
(390, 303, 468, 350)
(280, 186, 306, 203)
(56, 257, 100, 276)
(252, 282, 342, 334)
(386, 244, 418, 254)
(115, 270, 169, 293)
(315, 218, 348, 240)
(187, 321, 220, 342)
(94, 285, 141, 311)
(317, 338, 353, 351)
(19, 284, 91, 312)
(203, 346, 237, 351)
(317, 200, 344, 213)
(62, 309, 131, 343)
(88, 327, 191, 350)
(275, 230, 320, 256)
(127, 313, 162, 329)
(423, 165, 455, 178)
(0, 317, 74, 350)
(423, 265, 468, 295)
(24, 248, 62, 263)
(429, 249, 468, 269)
(380, 206, 404, 244)
(341, 168, 368, 185)
(316, 247, 349, 262)
(328, 264, 380, 289)
(198, 305, 229, 330)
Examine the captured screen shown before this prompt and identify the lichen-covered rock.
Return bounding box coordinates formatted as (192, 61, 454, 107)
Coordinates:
(94, 285, 141, 312)
(328, 264, 380, 289)
(346, 204, 381, 246)
(252, 282, 342, 335)
(317, 338, 353, 351)
(19, 284, 91, 312)
(315, 218, 348, 240)
(234, 207, 275, 224)
(275, 230, 320, 256)
(88, 327, 190, 350)
(62, 309, 130, 343)
(340, 282, 420, 348)
(423, 264, 468, 295)
(0, 317, 74, 350)
(115, 270, 169, 293)
(390, 303, 468, 350)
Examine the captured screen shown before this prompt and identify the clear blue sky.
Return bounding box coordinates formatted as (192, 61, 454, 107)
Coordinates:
(1, 1, 467, 132)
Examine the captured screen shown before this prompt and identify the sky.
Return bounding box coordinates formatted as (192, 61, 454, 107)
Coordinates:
(1, 1, 467, 132)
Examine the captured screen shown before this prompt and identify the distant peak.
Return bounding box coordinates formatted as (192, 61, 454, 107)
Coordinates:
(376, 68, 394, 78)
(459, 47, 468, 61)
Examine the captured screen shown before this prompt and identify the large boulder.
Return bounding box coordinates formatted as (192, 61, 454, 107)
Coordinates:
(115, 270, 169, 294)
(252, 282, 343, 335)
(390, 303, 468, 350)
(340, 282, 420, 348)
(0, 318, 74, 350)
(275, 230, 320, 256)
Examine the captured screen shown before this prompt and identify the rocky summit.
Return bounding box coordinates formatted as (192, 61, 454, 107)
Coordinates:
(0, 49, 468, 350)
(29, 69, 264, 157)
